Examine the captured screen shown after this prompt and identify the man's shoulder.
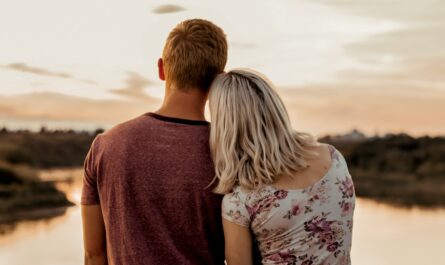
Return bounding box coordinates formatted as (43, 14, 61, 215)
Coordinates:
(95, 113, 155, 149)
(103, 113, 151, 137)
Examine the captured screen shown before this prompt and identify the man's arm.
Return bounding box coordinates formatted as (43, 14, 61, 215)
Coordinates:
(223, 218, 253, 265)
(82, 205, 107, 265)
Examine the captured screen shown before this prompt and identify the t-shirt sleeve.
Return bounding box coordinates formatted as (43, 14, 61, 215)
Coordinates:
(80, 134, 102, 205)
(221, 189, 250, 227)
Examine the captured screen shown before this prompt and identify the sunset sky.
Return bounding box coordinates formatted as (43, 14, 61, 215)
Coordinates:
(0, 0, 444, 136)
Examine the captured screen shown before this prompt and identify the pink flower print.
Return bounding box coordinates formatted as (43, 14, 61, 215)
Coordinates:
(319, 231, 336, 246)
(338, 254, 350, 265)
(298, 254, 316, 265)
(267, 253, 282, 262)
(301, 258, 315, 265)
(340, 178, 354, 198)
(291, 199, 302, 216)
(274, 189, 288, 200)
(341, 202, 353, 217)
(246, 195, 277, 219)
(267, 251, 297, 263)
(232, 210, 242, 220)
(246, 203, 260, 218)
(304, 216, 333, 235)
(278, 252, 297, 263)
(327, 242, 340, 252)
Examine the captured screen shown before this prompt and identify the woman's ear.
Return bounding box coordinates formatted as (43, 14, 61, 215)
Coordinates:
(158, 58, 165, 81)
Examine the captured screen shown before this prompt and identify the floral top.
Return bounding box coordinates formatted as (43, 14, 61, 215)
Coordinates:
(222, 144, 355, 265)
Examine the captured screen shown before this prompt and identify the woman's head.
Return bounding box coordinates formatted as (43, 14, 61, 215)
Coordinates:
(209, 69, 318, 194)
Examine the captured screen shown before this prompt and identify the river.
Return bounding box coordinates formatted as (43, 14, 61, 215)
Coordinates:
(0, 169, 444, 264)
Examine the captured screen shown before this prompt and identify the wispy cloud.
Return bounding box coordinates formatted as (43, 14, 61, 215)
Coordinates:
(1, 84, 444, 136)
(5, 63, 71, 78)
(277, 82, 445, 137)
(3, 63, 97, 85)
(0, 91, 160, 124)
(152, 4, 185, 14)
(110, 72, 154, 101)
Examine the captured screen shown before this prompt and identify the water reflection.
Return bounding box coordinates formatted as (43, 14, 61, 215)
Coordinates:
(0, 169, 84, 265)
(0, 168, 82, 238)
(352, 199, 445, 265)
(0, 207, 67, 239)
(0, 169, 444, 265)
(0, 206, 83, 265)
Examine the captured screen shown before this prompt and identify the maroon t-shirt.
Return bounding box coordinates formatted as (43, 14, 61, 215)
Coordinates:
(81, 112, 225, 265)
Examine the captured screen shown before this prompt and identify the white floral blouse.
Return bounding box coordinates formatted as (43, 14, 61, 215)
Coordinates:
(222, 144, 355, 265)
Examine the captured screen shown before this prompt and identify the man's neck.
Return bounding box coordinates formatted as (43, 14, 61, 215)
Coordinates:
(155, 86, 208, 121)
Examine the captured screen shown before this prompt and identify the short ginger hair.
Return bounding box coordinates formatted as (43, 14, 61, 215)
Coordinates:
(162, 19, 228, 91)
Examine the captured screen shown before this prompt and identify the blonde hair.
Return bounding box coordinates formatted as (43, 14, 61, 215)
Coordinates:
(209, 69, 319, 194)
(162, 19, 228, 91)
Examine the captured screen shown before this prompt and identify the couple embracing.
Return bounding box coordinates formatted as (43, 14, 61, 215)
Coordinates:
(81, 19, 355, 265)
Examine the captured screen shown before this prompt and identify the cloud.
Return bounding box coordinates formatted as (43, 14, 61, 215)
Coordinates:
(152, 4, 185, 14)
(1, 83, 444, 136)
(110, 72, 153, 101)
(0, 91, 160, 125)
(5, 63, 71, 78)
(336, 3, 445, 91)
(3, 63, 98, 85)
(277, 82, 445, 137)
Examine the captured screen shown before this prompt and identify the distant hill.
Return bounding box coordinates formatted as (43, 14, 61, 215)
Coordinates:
(0, 162, 74, 224)
(0, 128, 100, 223)
(0, 127, 100, 168)
(321, 132, 445, 207)
(1, 128, 444, 208)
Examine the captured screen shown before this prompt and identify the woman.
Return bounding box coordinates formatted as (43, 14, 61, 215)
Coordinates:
(209, 69, 355, 265)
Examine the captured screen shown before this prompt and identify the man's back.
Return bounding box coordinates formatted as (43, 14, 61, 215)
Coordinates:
(81, 112, 225, 265)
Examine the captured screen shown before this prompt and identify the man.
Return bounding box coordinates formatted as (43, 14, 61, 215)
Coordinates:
(81, 19, 228, 265)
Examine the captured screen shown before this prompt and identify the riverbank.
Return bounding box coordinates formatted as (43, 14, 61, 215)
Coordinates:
(0, 163, 74, 225)
(2, 197, 445, 265)
(322, 133, 445, 208)
(0, 128, 444, 218)
(0, 207, 68, 236)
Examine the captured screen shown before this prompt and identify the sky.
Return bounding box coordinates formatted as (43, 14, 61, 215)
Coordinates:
(0, 0, 444, 136)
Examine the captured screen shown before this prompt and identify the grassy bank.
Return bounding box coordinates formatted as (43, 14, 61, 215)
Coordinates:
(0, 128, 94, 223)
(0, 162, 74, 223)
(0, 128, 444, 209)
(322, 133, 445, 208)
(0, 128, 99, 168)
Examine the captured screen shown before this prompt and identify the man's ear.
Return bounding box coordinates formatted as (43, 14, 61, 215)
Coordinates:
(158, 58, 165, 81)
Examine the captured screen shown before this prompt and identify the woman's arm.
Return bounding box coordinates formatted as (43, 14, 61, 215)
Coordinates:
(81, 205, 107, 265)
(223, 218, 253, 265)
